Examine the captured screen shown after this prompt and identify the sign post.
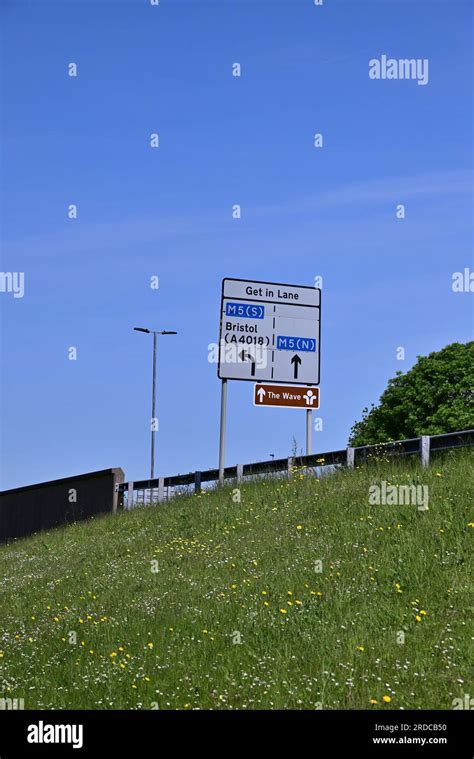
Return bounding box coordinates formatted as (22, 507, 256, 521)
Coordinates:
(306, 409, 312, 455)
(218, 379, 228, 485)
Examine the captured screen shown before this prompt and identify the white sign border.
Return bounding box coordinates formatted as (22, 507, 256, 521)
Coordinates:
(217, 277, 322, 386)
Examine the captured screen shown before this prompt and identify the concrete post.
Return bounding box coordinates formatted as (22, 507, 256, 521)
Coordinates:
(346, 447, 355, 469)
(236, 464, 243, 483)
(158, 478, 164, 503)
(194, 471, 202, 494)
(287, 457, 294, 477)
(420, 436, 430, 468)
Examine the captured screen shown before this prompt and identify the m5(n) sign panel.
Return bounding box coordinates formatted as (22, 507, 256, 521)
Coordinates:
(218, 278, 321, 385)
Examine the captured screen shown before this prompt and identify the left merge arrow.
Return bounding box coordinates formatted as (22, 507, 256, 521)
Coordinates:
(240, 350, 256, 376)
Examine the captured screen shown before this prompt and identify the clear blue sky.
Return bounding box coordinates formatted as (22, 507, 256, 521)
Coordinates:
(1, 0, 472, 489)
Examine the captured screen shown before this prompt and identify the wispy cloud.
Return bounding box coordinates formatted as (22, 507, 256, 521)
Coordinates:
(253, 169, 472, 217)
(5, 169, 471, 263)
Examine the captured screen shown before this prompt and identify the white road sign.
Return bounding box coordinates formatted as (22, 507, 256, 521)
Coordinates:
(217, 278, 321, 385)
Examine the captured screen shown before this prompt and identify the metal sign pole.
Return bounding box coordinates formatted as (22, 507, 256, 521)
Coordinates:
(306, 408, 312, 455)
(151, 331, 157, 479)
(218, 379, 228, 485)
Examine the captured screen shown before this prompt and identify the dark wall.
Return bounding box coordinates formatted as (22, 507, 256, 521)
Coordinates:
(0, 468, 124, 544)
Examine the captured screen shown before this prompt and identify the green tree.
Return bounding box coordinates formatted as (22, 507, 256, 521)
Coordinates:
(349, 342, 474, 446)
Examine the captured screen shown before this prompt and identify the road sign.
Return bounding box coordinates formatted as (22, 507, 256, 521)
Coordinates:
(254, 383, 320, 409)
(218, 278, 321, 385)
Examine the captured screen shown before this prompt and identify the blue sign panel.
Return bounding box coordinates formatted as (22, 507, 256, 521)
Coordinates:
(225, 302, 265, 319)
(276, 336, 316, 352)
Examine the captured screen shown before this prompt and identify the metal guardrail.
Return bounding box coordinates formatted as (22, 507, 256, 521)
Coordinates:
(117, 429, 474, 510)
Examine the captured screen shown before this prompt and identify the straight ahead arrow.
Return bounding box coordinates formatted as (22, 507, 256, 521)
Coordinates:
(291, 354, 302, 379)
(257, 387, 266, 403)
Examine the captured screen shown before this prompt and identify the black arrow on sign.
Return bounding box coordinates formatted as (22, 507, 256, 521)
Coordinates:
(240, 350, 256, 376)
(291, 354, 302, 379)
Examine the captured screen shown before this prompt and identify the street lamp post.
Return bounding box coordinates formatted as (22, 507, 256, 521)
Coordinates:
(134, 327, 177, 479)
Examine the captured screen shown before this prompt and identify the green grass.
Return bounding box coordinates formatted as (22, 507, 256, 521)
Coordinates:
(0, 450, 472, 710)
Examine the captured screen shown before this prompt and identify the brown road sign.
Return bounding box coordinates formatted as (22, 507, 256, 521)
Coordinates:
(254, 383, 320, 409)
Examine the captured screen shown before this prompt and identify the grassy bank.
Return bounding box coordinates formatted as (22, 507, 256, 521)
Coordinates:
(0, 450, 472, 710)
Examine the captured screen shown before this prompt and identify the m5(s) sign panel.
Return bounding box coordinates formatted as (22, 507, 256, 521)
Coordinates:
(218, 278, 321, 385)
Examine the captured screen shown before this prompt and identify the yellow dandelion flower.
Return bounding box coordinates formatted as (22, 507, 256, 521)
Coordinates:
(296, 525, 303, 530)
(110, 652, 117, 658)
(279, 608, 287, 614)
(370, 699, 378, 705)
(383, 695, 392, 703)
(420, 610, 427, 616)
(147, 642, 154, 649)
(356, 646, 364, 651)
(415, 615, 422, 622)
